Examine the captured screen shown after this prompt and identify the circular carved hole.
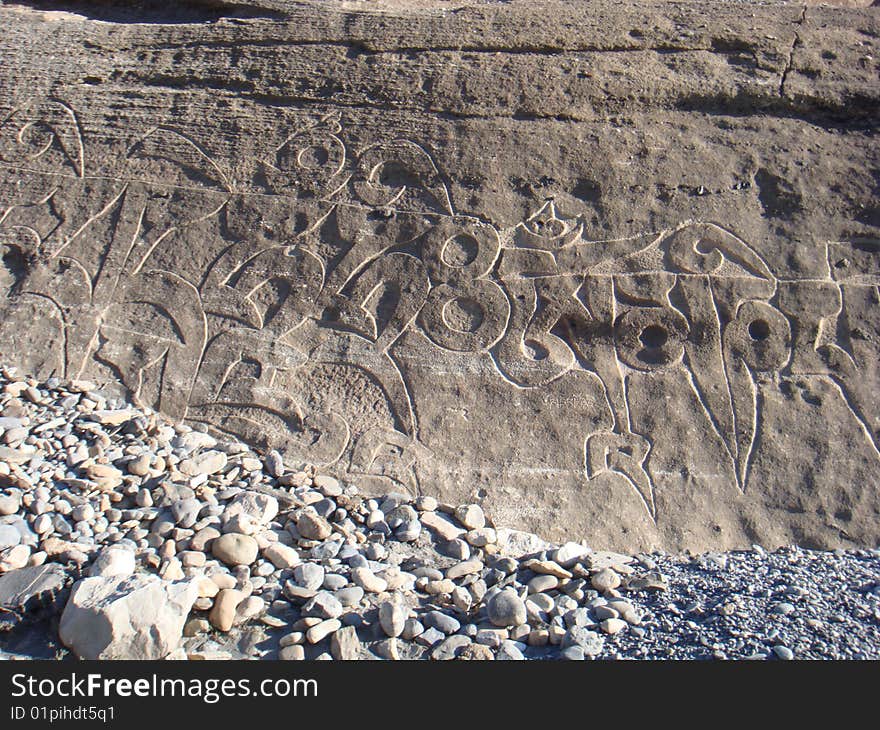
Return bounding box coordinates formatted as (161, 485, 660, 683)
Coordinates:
(748, 319, 771, 341)
(441, 234, 479, 268)
(639, 324, 668, 349)
(442, 297, 484, 333)
(524, 338, 549, 361)
(297, 145, 330, 169)
(376, 161, 420, 189)
(534, 217, 564, 237)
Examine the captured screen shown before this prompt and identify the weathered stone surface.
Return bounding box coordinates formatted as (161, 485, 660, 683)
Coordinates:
(0, 0, 878, 552)
(0, 563, 67, 611)
(58, 575, 198, 660)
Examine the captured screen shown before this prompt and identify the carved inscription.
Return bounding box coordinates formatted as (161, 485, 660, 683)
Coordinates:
(1, 101, 878, 525)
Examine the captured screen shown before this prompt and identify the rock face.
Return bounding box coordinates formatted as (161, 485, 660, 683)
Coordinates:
(58, 575, 199, 660)
(0, 0, 878, 551)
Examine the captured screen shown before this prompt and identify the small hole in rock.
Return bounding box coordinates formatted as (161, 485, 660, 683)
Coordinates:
(748, 319, 771, 341)
(639, 324, 668, 349)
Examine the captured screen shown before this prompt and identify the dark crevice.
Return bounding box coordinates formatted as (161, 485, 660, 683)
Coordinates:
(4, 0, 287, 24)
(779, 5, 808, 98)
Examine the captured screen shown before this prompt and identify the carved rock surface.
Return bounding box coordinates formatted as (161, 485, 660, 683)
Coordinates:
(1, 0, 878, 551)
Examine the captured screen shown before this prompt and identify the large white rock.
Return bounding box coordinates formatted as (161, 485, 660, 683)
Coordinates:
(494, 528, 552, 558)
(225, 491, 279, 525)
(88, 545, 136, 578)
(59, 574, 198, 659)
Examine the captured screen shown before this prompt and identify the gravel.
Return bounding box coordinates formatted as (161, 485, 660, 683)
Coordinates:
(0, 365, 878, 661)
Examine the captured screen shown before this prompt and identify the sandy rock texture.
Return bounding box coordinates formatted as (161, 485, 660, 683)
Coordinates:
(0, 0, 877, 551)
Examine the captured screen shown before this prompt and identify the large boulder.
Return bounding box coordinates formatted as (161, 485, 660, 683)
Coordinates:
(59, 575, 198, 660)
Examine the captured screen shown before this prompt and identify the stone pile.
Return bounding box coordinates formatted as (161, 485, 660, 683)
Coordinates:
(0, 366, 670, 661)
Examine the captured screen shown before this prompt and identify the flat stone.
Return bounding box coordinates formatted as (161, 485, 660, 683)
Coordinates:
(2, 0, 879, 556)
(446, 559, 483, 580)
(432, 634, 472, 660)
(524, 559, 573, 579)
(0, 563, 66, 609)
(306, 618, 341, 644)
(179, 450, 227, 477)
(420, 512, 465, 542)
(90, 409, 138, 426)
(424, 610, 461, 635)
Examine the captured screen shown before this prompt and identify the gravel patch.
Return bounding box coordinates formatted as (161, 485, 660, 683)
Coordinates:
(0, 365, 877, 661)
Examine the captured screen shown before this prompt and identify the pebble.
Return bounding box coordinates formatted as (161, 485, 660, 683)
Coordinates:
(496, 640, 525, 660)
(528, 575, 559, 593)
(455, 504, 485, 530)
(279, 645, 305, 661)
(591, 568, 622, 592)
(446, 559, 483, 580)
(296, 511, 332, 541)
(209, 589, 245, 632)
(564, 627, 604, 656)
(0, 524, 20, 550)
(330, 625, 361, 660)
(420, 511, 465, 541)
(263, 542, 301, 570)
(773, 645, 795, 661)
(302, 592, 344, 620)
(379, 599, 407, 637)
(89, 546, 136, 578)
(0, 491, 21, 515)
(179, 450, 227, 477)
(600, 618, 627, 635)
(335, 586, 364, 607)
(488, 589, 527, 627)
(306, 619, 341, 644)
(424, 610, 461, 635)
(432, 635, 471, 660)
(211, 533, 259, 566)
(293, 563, 325, 591)
(264, 450, 284, 477)
(351, 567, 388, 594)
(415, 627, 445, 647)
